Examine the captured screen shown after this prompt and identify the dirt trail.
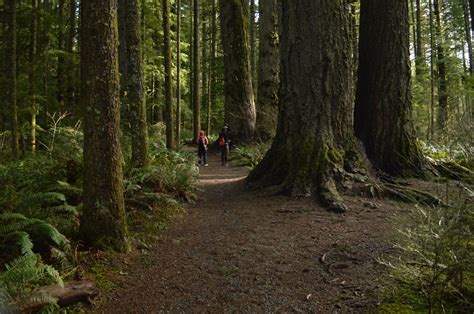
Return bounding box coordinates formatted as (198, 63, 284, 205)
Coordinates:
(96, 152, 397, 313)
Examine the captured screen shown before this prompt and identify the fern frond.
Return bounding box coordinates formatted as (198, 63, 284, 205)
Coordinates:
(3, 231, 34, 256)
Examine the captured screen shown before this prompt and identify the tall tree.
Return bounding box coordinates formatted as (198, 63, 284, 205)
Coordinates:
(163, 0, 174, 149)
(415, 0, 425, 76)
(193, 0, 200, 141)
(125, 0, 149, 164)
(65, 0, 77, 108)
(57, 0, 65, 107)
(80, 0, 129, 251)
(29, 0, 39, 152)
(249, 0, 257, 94)
(209, 0, 218, 134)
(355, 0, 426, 177)
(176, 0, 182, 146)
(249, 0, 361, 212)
(202, 20, 210, 135)
(219, 0, 256, 142)
(434, 0, 448, 133)
(256, 0, 279, 140)
(6, 0, 19, 157)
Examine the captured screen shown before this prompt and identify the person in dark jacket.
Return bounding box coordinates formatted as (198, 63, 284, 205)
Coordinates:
(218, 124, 231, 166)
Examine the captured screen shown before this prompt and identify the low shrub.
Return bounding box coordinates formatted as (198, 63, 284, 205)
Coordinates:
(231, 143, 270, 169)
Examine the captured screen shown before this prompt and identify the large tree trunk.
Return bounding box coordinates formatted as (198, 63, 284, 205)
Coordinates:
(125, 0, 149, 164)
(163, 0, 174, 150)
(29, 0, 39, 153)
(249, 0, 361, 212)
(256, 0, 279, 140)
(6, 0, 19, 157)
(193, 0, 201, 141)
(219, 0, 256, 142)
(80, 0, 129, 252)
(355, 0, 426, 177)
(249, 0, 257, 95)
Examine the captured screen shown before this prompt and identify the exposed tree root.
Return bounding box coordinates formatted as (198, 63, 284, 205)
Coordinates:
(428, 158, 474, 183)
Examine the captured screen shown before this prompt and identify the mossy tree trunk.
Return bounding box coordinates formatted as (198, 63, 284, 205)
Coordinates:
(433, 0, 448, 134)
(125, 0, 149, 165)
(176, 0, 182, 146)
(163, 0, 174, 150)
(80, 0, 129, 252)
(355, 0, 426, 178)
(6, 0, 19, 158)
(219, 0, 256, 142)
(256, 0, 279, 140)
(249, 0, 361, 212)
(193, 0, 201, 141)
(29, 0, 39, 153)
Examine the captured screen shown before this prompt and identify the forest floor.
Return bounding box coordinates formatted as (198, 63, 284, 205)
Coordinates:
(94, 151, 402, 313)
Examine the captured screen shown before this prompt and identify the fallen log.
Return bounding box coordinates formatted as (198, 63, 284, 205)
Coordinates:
(22, 280, 99, 312)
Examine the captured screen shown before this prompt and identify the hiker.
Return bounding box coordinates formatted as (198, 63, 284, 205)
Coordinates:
(197, 130, 209, 166)
(218, 124, 231, 166)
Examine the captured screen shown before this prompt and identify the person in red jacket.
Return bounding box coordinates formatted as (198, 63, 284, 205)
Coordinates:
(196, 130, 209, 166)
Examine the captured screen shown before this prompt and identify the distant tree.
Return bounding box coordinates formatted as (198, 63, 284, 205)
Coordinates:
(80, 0, 129, 251)
(57, 0, 65, 107)
(249, 0, 361, 212)
(29, 0, 39, 153)
(176, 0, 182, 146)
(163, 0, 174, 149)
(256, 0, 279, 140)
(219, 0, 256, 142)
(6, 0, 19, 157)
(193, 0, 201, 141)
(355, 0, 426, 177)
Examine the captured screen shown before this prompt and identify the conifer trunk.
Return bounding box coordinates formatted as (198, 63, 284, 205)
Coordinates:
(256, 0, 279, 140)
(65, 0, 76, 109)
(355, 0, 426, 177)
(163, 0, 174, 149)
(219, 0, 256, 142)
(6, 0, 19, 157)
(193, 0, 200, 141)
(433, 0, 448, 134)
(57, 0, 65, 107)
(29, 0, 39, 153)
(176, 0, 182, 146)
(249, 0, 361, 212)
(80, 0, 129, 251)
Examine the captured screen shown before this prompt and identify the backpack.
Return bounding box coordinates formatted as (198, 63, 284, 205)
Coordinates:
(218, 136, 225, 147)
(199, 136, 206, 147)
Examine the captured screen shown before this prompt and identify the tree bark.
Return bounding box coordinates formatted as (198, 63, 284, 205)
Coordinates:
(163, 0, 174, 149)
(463, 0, 473, 74)
(433, 0, 448, 134)
(210, 0, 217, 135)
(65, 0, 77, 109)
(249, 0, 257, 95)
(6, 0, 19, 157)
(176, 0, 182, 146)
(29, 0, 39, 153)
(355, 0, 426, 177)
(219, 0, 256, 142)
(80, 0, 129, 252)
(193, 0, 201, 141)
(256, 0, 279, 140)
(125, 0, 149, 164)
(202, 20, 210, 135)
(249, 0, 362, 212)
(57, 0, 65, 107)
(415, 0, 425, 76)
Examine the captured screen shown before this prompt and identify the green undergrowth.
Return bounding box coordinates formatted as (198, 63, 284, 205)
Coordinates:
(379, 201, 474, 313)
(231, 142, 271, 169)
(421, 141, 474, 170)
(0, 122, 199, 311)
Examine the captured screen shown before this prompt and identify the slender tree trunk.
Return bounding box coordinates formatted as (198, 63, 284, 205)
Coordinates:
(80, 0, 129, 252)
(249, 0, 362, 212)
(415, 0, 425, 76)
(434, 0, 448, 134)
(65, 0, 76, 109)
(29, 0, 39, 153)
(118, 0, 129, 127)
(210, 0, 217, 134)
(219, 0, 256, 142)
(6, 0, 19, 157)
(256, 0, 279, 140)
(193, 0, 200, 141)
(249, 0, 257, 95)
(429, 0, 435, 140)
(411, 0, 417, 59)
(176, 0, 182, 146)
(202, 20, 210, 135)
(163, 0, 174, 149)
(57, 0, 65, 107)
(463, 0, 473, 74)
(355, 0, 426, 177)
(125, 0, 149, 165)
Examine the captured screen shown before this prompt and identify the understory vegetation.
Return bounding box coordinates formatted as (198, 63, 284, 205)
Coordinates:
(0, 122, 198, 311)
